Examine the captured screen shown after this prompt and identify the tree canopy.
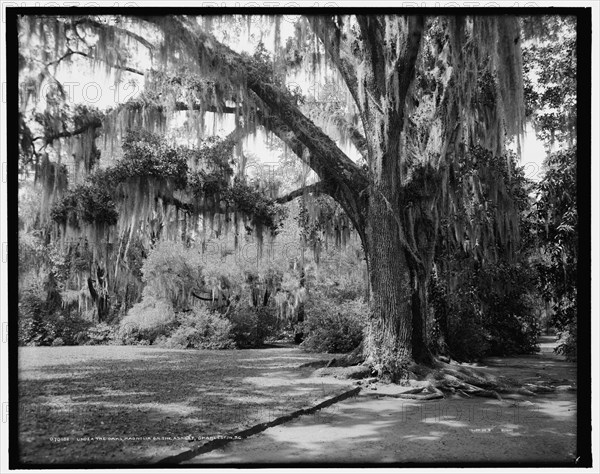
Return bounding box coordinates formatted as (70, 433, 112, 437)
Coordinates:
(16, 11, 580, 380)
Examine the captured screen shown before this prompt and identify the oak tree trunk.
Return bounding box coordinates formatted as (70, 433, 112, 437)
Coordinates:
(362, 190, 433, 382)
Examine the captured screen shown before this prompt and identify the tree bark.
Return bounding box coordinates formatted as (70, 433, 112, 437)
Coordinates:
(362, 191, 413, 382)
(361, 195, 435, 381)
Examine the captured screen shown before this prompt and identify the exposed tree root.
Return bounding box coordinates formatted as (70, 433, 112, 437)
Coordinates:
(337, 341, 366, 367)
(313, 365, 373, 380)
(383, 385, 445, 400)
(301, 352, 560, 400)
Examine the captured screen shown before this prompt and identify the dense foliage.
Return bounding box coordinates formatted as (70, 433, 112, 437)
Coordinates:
(522, 16, 577, 148)
(161, 307, 236, 350)
(534, 148, 577, 359)
(301, 295, 367, 353)
(430, 263, 540, 361)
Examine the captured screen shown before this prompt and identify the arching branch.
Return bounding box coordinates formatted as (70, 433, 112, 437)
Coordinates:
(275, 181, 327, 203)
(47, 49, 145, 75)
(138, 15, 367, 185)
(33, 120, 102, 145)
(246, 77, 366, 191)
(253, 105, 367, 234)
(131, 15, 369, 230)
(73, 17, 155, 51)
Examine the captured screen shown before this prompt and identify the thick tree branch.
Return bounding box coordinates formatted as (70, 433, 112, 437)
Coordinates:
(117, 16, 370, 233)
(381, 16, 424, 177)
(254, 106, 367, 236)
(73, 17, 155, 51)
(355, 16, 386, 98)
(48, 49, 145, 75)
(33, 120, 102, 145)
(175, 89, 368, 158)
(275, 181, 327, 203)
(139, 16, 364, 178)
(246, 75, 365, 189)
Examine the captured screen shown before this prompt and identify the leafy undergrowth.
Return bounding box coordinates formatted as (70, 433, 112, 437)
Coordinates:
(18, 345, 352, 465)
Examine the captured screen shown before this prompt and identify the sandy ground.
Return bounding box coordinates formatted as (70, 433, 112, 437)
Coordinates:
(183, 336, 577, 465)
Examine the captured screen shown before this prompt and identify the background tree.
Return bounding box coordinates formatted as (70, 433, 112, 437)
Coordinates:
(522, 15, 577, 150)
(535, 148, 577, 359)
(521, 15, 578, 359)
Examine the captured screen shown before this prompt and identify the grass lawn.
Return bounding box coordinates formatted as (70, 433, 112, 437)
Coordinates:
(18, 345, 353, 465)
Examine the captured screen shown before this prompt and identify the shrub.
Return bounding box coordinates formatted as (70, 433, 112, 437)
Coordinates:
(445, 287, 491, 361)
(551, 293, 577, 360)
(164, 307, 235, 349)
(19, 286, 93, 346)
(119, 293, 176, 344)
(479, 265, 541, 357)
(85, 322, 115, 345)
(301, 295, 367, 353)
(556, 320, 576, 361)
(227, 304, 279, 348)
(141, 241, 203, 311)
(18, 288, 52, 346)
(485, 304, 540, 356)
(431, 263, 540, 361)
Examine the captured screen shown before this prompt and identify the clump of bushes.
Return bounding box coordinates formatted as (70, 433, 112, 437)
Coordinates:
(19, 287, 93, 346)
(430, 263, 540, 361)
(140, 241, 204, 311)
(84, 322, 117, 345)
(118, 290, 239, 349)
(444, 287, 492, 361)
(300, 295, 367, 353)
(118, 293, 176, 344)
(162, 307, 235, 349)
(227, 304, 280, 348)
(556, 320, 577, 361)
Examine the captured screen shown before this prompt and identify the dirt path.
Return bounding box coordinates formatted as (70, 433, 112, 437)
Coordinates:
(183, 336, 577, 465)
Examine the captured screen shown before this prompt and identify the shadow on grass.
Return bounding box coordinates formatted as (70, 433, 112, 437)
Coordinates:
(17, 346, 351, 465)
(17, 343, 578, 466)
(181, 343, 578, 466)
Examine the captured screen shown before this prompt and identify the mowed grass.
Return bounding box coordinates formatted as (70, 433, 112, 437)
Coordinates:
(18, 345, 352, 465)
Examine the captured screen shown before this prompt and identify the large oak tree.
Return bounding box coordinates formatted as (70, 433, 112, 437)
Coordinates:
(19, 13, 530, 381)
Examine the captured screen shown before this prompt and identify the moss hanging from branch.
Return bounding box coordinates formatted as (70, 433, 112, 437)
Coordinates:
(53, 129, 287, 257)
(37, 153, 69, 225)
(444, 16, 525, 160)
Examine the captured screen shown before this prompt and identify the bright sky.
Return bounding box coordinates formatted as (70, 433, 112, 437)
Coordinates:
(519, 123, 548, 182)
